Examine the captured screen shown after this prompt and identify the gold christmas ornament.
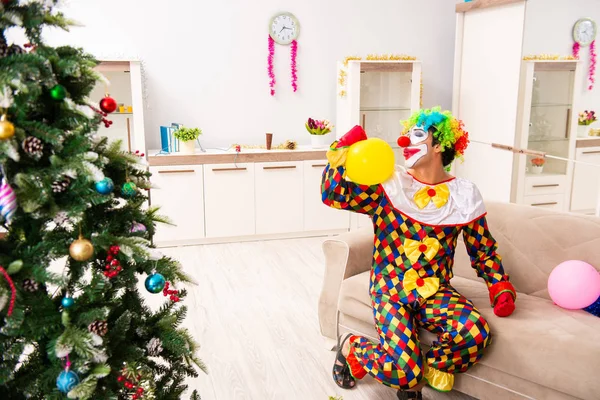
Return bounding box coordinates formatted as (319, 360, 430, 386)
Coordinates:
(0, 114, 15, 140)
(69, 235, 94, 261)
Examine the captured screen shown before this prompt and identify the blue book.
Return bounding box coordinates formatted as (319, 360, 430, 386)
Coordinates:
(160, 126, 170, 153)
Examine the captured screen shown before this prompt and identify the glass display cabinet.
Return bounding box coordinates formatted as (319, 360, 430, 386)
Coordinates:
(336, 60, 421, 148)
(336, 60, 421, 229)
(91, 61, 146, 154)
(513, 61, 581, 211)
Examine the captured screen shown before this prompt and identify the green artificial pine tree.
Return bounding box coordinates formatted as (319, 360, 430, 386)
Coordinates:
(0, 1, 205, 399)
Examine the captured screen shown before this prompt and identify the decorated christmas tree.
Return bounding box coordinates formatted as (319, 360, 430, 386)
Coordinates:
(0, 1, 205, 398)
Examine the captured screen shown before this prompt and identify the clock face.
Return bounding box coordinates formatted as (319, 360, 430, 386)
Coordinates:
(574, 18, 597, 46)
(269, 13, 299, 45)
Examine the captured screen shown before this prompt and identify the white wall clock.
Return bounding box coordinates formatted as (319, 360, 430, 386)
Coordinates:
(269, 12, 300, 45)
(573, 17, 597, 46)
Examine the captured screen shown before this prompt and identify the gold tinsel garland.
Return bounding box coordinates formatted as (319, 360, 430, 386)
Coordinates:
(232, 140, 297, 150)
(338, 54, 420, 100)
(522, 54, 578, 60)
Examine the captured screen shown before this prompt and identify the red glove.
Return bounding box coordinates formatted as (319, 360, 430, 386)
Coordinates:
(493, 292, 515, 317)
(336, 125, 367, 148)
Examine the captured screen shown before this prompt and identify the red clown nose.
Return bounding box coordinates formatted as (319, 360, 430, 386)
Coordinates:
(397, 135, 411, 148)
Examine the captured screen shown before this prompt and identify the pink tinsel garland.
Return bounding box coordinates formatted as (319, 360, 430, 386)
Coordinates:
(268, 36, 276, 96)
(589, 40, 596, 90)
(291, 40, 298, 92)
(0, 265, 16, 317)
(573, 42, 580, 59)
(573, 41, 597, 91)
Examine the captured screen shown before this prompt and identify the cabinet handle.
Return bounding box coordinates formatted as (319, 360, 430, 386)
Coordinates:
(532, 184, 559, 188)
(263, 165, 297, 170)
(582, 150, 600, 154)
(158, 169, 195, 174)
(312, 163, 327, 168)
(212, 167, 247, 172)
(531, 202, 558, 206)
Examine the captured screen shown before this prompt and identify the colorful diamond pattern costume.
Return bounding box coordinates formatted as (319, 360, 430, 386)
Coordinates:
(321, 163, 516, 392)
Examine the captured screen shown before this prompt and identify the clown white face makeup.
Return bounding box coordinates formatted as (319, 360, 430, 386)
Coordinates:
(402, 126, 430, 168)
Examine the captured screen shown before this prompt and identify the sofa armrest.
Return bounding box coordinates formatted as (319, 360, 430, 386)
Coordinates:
(318, 228, 373, 339)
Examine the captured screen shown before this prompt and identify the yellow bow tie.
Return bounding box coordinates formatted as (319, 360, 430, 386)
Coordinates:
(403, 238, 440, 264)
(403, 269, 440, 299)
(413, 184, 450, 209)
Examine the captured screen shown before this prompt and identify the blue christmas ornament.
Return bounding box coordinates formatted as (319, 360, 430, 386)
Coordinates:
(145, 273, 166, 294)
(95, 177, 114, 195)
(56, 369, 79, 393)
(61, 296, 74, 308)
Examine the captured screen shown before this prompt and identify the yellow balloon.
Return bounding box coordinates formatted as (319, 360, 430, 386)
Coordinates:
(346, 138, 395, 185)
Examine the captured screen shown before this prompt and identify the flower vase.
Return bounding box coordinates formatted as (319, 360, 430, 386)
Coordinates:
(530, 165, 544, 174)
(311, 133, 331, 149)
(578, 125, 590, 138)
(180, 140, 196, 155)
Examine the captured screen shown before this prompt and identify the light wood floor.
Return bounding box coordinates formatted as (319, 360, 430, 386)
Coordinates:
(154, 237, 475, 400)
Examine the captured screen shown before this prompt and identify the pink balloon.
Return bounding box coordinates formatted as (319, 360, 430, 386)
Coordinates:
(548, 260, 600, 309)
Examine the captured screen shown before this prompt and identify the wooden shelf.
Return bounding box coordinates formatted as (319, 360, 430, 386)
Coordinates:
(531, 103, 572, 108)
(148, 148, 327, 167)
(360, 107, 410, 112)
(456, 0, 525, 13)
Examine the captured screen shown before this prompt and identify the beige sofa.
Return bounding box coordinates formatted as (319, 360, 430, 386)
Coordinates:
(319, 201, 600, 400)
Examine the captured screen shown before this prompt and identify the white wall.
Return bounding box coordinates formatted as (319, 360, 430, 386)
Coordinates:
(14, 0, 456, 151)
(523, 0, 600, 112)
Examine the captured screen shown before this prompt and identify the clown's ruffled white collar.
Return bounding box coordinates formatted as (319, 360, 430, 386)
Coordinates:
(381, 166, 486, 227)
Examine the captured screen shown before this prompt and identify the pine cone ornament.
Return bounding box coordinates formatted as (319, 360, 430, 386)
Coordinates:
(7, 44, 24, 56)
(146, 337, 163, 356)
(22, 279, 39, 292)
(22, 136, 44, 158)
(51, 176, 71, 193)
(88, 320, 108, 336)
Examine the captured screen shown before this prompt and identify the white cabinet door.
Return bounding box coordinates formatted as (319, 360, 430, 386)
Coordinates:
(571, 147, 600, 212)
(255, 161, 304, 234)
(303, 161, 350, 232)
(149, 165, 205, 244)
(204, 163, 255, 238)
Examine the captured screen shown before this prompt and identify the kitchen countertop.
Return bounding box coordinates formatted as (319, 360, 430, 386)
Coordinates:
(147, 146, 328, 166)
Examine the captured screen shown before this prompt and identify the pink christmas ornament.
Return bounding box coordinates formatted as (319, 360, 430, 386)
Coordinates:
(548, 260, 600, 309)
(130, 221, 146, 233)
(0, 178, 17, 223)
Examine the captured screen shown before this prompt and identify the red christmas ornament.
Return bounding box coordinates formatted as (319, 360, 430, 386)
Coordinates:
(99, 95, 117, 114)
(103, 244, 123, 279)
(162, 281, 181, 302)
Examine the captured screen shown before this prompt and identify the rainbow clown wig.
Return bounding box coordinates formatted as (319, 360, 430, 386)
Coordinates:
(400, 107, 470, 164)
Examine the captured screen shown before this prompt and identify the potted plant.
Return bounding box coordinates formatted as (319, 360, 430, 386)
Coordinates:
(530, 157, 545, 174)
(174, 127, 202, 154)
(578, 110, 597, 137)
(305, 117, 334, 148)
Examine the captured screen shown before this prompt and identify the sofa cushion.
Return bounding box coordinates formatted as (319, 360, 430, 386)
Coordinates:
(339, 272, 600, 400)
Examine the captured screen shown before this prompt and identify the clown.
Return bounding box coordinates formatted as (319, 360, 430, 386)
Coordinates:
(322, 107, 516, 399)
